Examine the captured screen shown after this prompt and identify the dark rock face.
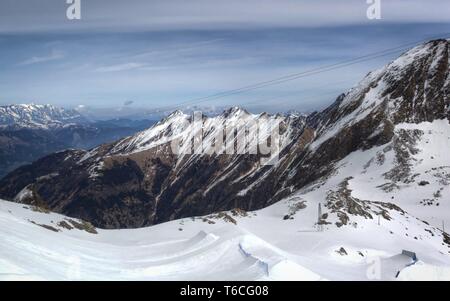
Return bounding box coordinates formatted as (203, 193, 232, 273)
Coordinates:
(0, 39, 449, 229)
(0, 128, 68, 179)
(384, 40, 449, 123)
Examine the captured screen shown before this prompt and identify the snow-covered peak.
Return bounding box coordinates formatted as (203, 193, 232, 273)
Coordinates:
(388, 39, 448, 71)
(284, 109, 307, 118)
(341, 39, 448, 109)
(156, 109, 189, 125)
(109, 109, 191, 154)
(311, 39, 449, 150)
(222, 106, 248, 116)
(166, 109, 185, 118)
(0, 103, 88, 129)
(107, 105, 299, 156)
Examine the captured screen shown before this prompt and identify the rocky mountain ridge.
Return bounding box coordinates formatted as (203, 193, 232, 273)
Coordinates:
(0, 39, 448, 229)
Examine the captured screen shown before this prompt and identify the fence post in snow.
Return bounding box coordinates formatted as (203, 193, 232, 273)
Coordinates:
(317, 203, 323, 232)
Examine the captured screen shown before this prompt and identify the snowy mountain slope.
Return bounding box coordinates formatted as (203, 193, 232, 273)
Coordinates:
(0, 107, 307, 228)
(311, 38, 449, 151)
(107, 107, 297, 157)
(0, 39, 448, 231)
(279, 118, 450, 231)
(342, 119, 450, 228)
(289, 39, 449, 189)
(0, 40, 450, 228)
(1, 40, 450, 280)
(0, 104, 87, 129)
(0, 112, 156, 179)
(1, 197, 449, 281)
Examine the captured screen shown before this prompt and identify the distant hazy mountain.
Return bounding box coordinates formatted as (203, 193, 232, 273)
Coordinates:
(0, 104, 88, 129)
(0, 104, 156, 178)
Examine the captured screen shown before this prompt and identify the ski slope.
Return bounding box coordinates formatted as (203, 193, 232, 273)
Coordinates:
(2, 120, 450, 281)
(1, 195, 449, 281)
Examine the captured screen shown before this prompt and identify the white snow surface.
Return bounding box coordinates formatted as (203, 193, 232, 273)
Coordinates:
(2, 119, 450, 281)
(1, 178, 449, 281)
(347, 119, 450, 228)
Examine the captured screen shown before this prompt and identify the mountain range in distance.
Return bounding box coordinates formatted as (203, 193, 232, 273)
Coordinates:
(0, 102, 302, 179)
(0, 103, 158, 178)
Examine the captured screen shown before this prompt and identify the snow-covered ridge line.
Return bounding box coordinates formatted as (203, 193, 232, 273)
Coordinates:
(108, 106, 304, 156)
(310, 39, 449, 151)
(0, 103, 87, 129)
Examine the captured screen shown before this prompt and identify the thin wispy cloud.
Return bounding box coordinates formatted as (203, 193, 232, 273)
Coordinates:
(123, 39, 226, 61)
(18, 50, 64, 66)
(1, 1, 449, 115)
(95, 62, 145, 73)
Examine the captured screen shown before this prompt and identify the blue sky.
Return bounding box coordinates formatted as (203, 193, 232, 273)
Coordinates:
(0, 0, 449, 117)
